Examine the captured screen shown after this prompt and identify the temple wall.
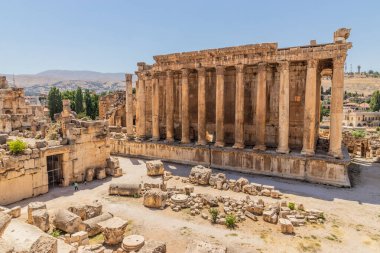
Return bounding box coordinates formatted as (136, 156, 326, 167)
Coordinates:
(110, 139, 351, 187)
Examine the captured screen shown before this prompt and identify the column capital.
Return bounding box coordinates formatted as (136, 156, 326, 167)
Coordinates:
(181, 68, 189, 76)
(333, 55, 346, 68)
(278, 61, 289, 71)
(258, 62, 267, 71)
(235, 64, 244, 73)
(125, 73, 133, 82)
(307, 59, 318, 68)
(216, 65, 225, 75)
(151, 71, 160, 79)
(166, 69, 173, 77)
(197, 67, 206, 76)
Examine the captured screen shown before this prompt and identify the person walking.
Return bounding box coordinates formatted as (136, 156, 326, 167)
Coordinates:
(74, 182, 79, 191)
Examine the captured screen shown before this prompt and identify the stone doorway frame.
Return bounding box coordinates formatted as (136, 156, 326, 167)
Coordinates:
(46, 154, 63, 188)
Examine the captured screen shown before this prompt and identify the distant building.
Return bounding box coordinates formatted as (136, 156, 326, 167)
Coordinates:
(343, 109, 380, 127)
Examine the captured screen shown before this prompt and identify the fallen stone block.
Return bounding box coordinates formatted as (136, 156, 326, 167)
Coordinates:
(85, 168, 95, 182)
(71, 231, 89, 246)
(79, 212, 113, 236)
(189, 165, 211, 185)
(5, 206, 21, 218)
(0, 238, 14, 253)
(0, 212, 12, 237)
(263, 209, 278, 224)
(32, 209, 50, 232)
(279, 218, 294, 234)
(30, 235, 57, 253)
(201, 194, 218, 207)
(68, 201, 102, 220)
(209, 173, 226, 186)
(106, 157, 120, 170)
(185, 240, 227, 253)
(235, 177, 249, 191)
(109, 183, 142, 196)
(78, 244, 105, 253)
(139, 240, 167, 253)
(143, 189, 168, 209)
(122, 234, 145, 252)
(95, 168, 107, 180)
(28, 202, 47, 224)
(98, 217, 128, 245)
(244, 211, 258, 221)
(146, 160, 165, 176)
(53, 209, 82, 234)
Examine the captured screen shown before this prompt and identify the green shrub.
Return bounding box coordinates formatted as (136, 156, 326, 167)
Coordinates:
(7, 139, 27, 155)
(50, 228, 64, 238)
(351, 130, 365, 138)
(288, 202, 295, 210)
(209, 208, 219, 224)
(225, 214, 237, 229)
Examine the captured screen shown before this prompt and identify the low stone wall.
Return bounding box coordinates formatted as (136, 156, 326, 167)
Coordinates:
(110, 139, 351, 187)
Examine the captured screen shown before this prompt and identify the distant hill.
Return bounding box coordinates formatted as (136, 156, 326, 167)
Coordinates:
(0, 70, 131, 95)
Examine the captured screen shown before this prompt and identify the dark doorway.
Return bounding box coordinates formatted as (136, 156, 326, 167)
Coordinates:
(47, 155, 63, 188)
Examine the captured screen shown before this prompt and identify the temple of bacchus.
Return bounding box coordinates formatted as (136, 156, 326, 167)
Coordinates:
(110, 28, 352, 187)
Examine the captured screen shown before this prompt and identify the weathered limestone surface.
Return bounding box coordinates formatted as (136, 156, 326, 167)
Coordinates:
(143, 189, 168, 209)
(68, 201, 102, 220)
(146, 160, 165, 176)
(0, 212, 11, 237)
(189, 165, 212, 185)
(139, 240, 167, 253)
(0, 238, 14, 253)
(32, 209, 50, 232)
(109, 183, 142, 196)
(79, 212, 113, 237)
(28, 202, 47, 224)
(30, 235, 58, 253)
(53, 209, 82, 234)
(122, 234, 145, 251)
(98, 217, 128, 245)
(185, 240, 227, 253)
(279, 218, 294, 234)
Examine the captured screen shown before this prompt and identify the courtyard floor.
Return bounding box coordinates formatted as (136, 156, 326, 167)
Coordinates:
(7, 156, 380, 253)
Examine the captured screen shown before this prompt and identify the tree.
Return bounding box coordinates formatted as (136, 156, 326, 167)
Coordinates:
(370, 90, 380, 112)
(84, 89, 94, 119)
(48, 87, 63, 120)
(61, 90, 76, 111)
(75, 87, 84, 113)
(92, 93, 99, 119)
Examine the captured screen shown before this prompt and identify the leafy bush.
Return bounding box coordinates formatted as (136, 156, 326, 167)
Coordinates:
(50, 228, 64, 238)
(225, 214, 237, 229)
(288, 202, 295, 210)
(351, 130, 365, 139)
(7, 139, 27, 155)
(209, 208, 219, 224)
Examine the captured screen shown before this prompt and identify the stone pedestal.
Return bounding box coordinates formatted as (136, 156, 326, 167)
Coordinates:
(98, 217, 128, 245)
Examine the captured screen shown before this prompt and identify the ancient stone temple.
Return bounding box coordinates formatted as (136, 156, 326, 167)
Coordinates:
(111, 28, 352, 186)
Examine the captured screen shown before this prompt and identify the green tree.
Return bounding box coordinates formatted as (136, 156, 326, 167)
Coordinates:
(92, 93, 99, 119)
(75, 87, 84, 113)
(84, 89, 94, 119)
(61, 90, 76, 111)
(370, 90, 380, 112)
(48, 87, 63, 120)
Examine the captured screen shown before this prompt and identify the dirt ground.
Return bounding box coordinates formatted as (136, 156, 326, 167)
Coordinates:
(7, 156, 380, 253)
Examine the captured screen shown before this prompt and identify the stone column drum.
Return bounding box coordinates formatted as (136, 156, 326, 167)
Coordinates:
(301, 59, 318, 155)
(329, 56, 345, 158)
(277, 61, 290, 153)
(233, 64, 245, 149)
(215, 65, 225, 147)
(197, 67, 207, 145)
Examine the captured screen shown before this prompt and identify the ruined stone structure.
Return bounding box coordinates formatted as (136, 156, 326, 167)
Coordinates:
(0, 100, 111, 205)
(114, 29, 352, 186)
(99, 90, 127, 127)
(0, 76, 45, 133)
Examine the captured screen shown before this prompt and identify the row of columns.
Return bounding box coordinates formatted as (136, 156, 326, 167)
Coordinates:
(126, 58, 344, 158)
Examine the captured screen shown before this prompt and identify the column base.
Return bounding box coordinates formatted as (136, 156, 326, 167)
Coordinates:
(232, 143, 244, 149)
(196, 140, 207, 146)
(328, 150, 343, 159)
(134, 136, 146, 142)
(127, 135, 135, 141)
(253, 144, 266, 151)
(301, 149, 315, 156)
(181, 139, 190, 144)
(165, 138, 174, 143)
(150, 137, 160, 142)
(214, 142, 225, 148)
(276, 147, 290, 154)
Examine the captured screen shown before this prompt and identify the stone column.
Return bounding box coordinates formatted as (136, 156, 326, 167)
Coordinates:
(197, 67, 207, 145)
(329, 56, 345, 158)
(181, 68, 190, 144)
(254, 63, 267, 151)
(136, 72, 146, 140)
(301, 59, 318, 155)
(233, 64, 245, 149)
(125, 74, 134, 140)
(276, 61, 290, 153)
(151, 73, 160, 141)
(165, 70, 174, 142)
(215, 65, 225, 147)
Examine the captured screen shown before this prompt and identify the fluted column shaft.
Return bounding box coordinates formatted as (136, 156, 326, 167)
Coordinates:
(136, 72, 146, 140)
(181, 69, 190, 144)
(151, 74, 160, 141)
(125, 74, 134, 139)
(215, 66, 225, 147)
(277, 61, 290, 153)
(254, 63, 267, 150)
(301, 59, 318, 155)
(233, 64, 245, 149)
(329, 56, 345, 158)
(165, 70, 174, 142)
(197, 67, 207, 145)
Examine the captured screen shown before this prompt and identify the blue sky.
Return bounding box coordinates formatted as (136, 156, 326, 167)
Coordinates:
(0, 0, 378, 74)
